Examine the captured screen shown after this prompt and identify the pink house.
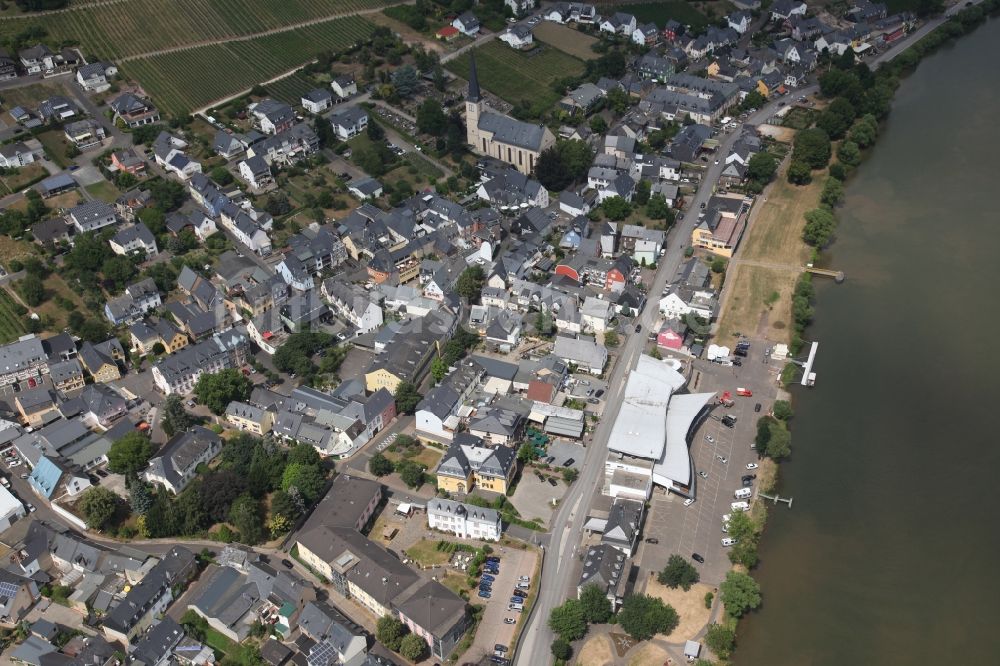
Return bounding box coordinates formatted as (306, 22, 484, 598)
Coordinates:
(657, 324, 684, 350)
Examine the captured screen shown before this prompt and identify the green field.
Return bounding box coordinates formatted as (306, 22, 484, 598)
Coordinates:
(446, 40, 585, 114)
(265, 73, 322, 106)
(603, 2, 710, 31)
(121, 16, 375, 116)
(0, 0, 390, 60)
(0, 289, 28, 344)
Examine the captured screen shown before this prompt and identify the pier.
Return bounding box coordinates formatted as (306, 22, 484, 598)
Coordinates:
(758, 491, 794, 508)
(804, 266, 846, 283)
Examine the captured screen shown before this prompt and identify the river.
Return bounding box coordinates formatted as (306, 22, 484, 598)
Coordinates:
(735, 17, 1000, 666)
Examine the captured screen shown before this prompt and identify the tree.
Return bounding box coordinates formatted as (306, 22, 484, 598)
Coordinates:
(720, 571, 761, 618)
(740, 90, 765, 112)
(107, 432, 153, 476)
(416, 99, 447, 136)
(551, 638, 572, 660)
(645, 194, 672, 222)
(161, 395, 194, 437)
(704, 623, 737, 659)
(602, 196, 631, 221)
(399, 633, 427, 661)
(820, 177, 844, 207)
(802, 207, 838, 247)
(711, 258, 727, 274)
(792, 128, 832, 169)
(617, 594, 679, 640)
(517, 441, 537, 464)
(787, 160, 812, 185)
(579, 584, 612, 624)
(535, 146, 571, 191)
(815, 108, 851, 140)
(548, 599, 587, 641)
(603, 329, 619, 347)
(288, 442, 321, 467)
(589, 115, 607, 133)
(558, 140, 594, 182)
(837, 140, 861, 166)
(396, 459, 425, 489)
(281, 463, 325, 504)
(849, 114, 878, 148)
(209, 166, 234, 186)
(376, 615, 406, 651)
(392, 65, 419, 97)
(270, 490, 301, 523)
(657, 554, 701, 591)
(394, 381, 423, 414)
(562, 467, 579, 483)
(455, 265, 485, 301)
(15, 275, 45, 306)
(634, 179, 651, 205)
(746, 152, 777, 185)
(194, 369, 252, 415)
(78, 486, 121, 530)
(199, 469, 247, 523)
(229, 494, 263, 545)
(129, 480, 154, 515)
(772, 400, 794, 421)
(764, 419, 792, 459)
(369, 452, 394, 477)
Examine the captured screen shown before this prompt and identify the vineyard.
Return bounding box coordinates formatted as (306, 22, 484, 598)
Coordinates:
(265, 73, 322, 106)
(121, 16, 375, 116)
(0, 0, 390, 60)
(0, 289, 27, 345)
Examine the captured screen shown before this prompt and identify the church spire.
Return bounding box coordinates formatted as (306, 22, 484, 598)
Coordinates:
(467, 52, 481, 103)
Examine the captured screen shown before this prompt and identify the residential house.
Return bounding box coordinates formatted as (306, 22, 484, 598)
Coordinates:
(63, 119, 106, 149)
(553, 335, 607, 373)
(301, 88, 333, 114)
(250, 99, 295, 135)
(690, 194, 750, 257)
(453, 12, 480, 36)
(38, 96, 78, 123)
(47, 358, 85, 394)
(632, 22, 660, 46)
(0, 141, 42, 168)
(560, 82, 604, 114)
(109, 223, 158, 257)
(0, 49, 17, 81)
(68, 200, 116, 233)
(104, 278, 162, 326)
(435, 434, 517, 495)
(111, 148, 146, 175)
(600, 12, 637, 36)
(331, 74, 357, 99)
(225, 401, 274, 435)
(152, 329, 249, 395)
(771, 0, 808, 21)
(577, 544, 628, 610)
(0, 567, 36, 622)
(31, 218, 72, 246)
(349, 177, 383, 200)
(500, 25, 533, 49)
(78, 338, 124, 383)
(76, 61, 117, 92)
(329, 106, 369, 140)
(143, 426, 222, 494)
(322, 280, 383, 333)
(427, 498, 502, 541)
(102, 547, 196, 646)
(620, 224, 665, 264)
(727, 10, 753, 34)
(601, 498, 645, 556)
(238, 155, 273, 190)
(110, 92, 160, 128)
(395, 580, 470, 659)
(15, 387, 59, 428)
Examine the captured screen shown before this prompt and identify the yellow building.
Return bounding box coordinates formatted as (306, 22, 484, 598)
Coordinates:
(48, 359, 85, 394)
(364, 366, 404, 394)
(225, 401, 274, 435)
(690, 194, 750, 258)
(435, 435, 517, 495)
(79, 339, 124, 383)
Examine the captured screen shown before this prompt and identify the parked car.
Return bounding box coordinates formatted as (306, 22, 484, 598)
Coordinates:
(486, 556, 500, 563)
(495, 644, 508, 653)
(721, 537, 738, 547)
(19, 473, 28, 480)
(704, 434, 715, 444)
(281, 559, 293, 569)
(481, 574, 495, 582)
(504, 617, 516, 624)
(644, 537, 659, 544)
(563, 458, 575, 467)
(692, 553, 705, 563)
(0, 478, 8, 488)
(595, 389, 605, 398)
(479, 591, 492, 599)
(634, 324, 642, 333)
(513, 590, 527, 598)
(742, 474, 757, 482)
(698, 471, 708, 479)
(683, 498, 695, 507)
(26, 503, 35, 513)
(716, 455, 728, 464)
(755, 402, 762, 412)
(746, 463, 759, 470)
(518, 576, 531, 583)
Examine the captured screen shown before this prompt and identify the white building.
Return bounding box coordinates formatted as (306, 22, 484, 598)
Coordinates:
(427, 498, 502, 541)
(0, 485, 25, 531)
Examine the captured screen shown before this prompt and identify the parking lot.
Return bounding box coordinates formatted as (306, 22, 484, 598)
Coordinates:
(635, 341, 779, 585)
(465, 546, 538, 665)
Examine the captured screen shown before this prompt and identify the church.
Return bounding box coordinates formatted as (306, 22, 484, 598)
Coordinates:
(465, 54, 555, 176)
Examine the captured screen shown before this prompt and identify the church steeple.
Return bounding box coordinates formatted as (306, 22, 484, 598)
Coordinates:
(467, 53, 481, 103)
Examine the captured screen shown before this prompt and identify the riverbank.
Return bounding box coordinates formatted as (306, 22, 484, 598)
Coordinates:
(704, 3, 1000, 663)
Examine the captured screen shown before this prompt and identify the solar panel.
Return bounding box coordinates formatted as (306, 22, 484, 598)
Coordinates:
(0, 581, 20, 599)
(308, 639, 336, 666)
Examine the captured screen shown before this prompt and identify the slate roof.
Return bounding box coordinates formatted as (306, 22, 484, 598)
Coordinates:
(478, 112, 548, 151)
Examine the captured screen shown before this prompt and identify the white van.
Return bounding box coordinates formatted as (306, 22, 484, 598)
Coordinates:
(731, 501, 750, 512)
(734, 488, 752, 500)
(721, 537, 738, 547)
(721, 514, 731, 532)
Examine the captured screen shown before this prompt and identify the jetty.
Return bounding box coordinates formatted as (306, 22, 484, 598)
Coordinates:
(758, 491, 793, 508)
(804, 266, 846, 283)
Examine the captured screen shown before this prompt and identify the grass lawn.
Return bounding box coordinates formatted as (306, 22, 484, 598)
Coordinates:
(203, 626, 237, 657)
(405, 152, 444, 180)
(84, 180, 122, 203)
(782, 106, 818, 130)
(531, 22, 599, 60)
(35, 130, 73, 169)
(385, 445, 442, 469)
(0, 236, 37, 267)
(0, 289, 28, 344)
(33, 273, 90, 333)
(606, 1, 711, 31)
(0, 81, 67, 114)
(440, 572, 468, 596)
(446, 40, 585, 114)
(716, 172, 823, 346)
(0, 163, 49, 195)
(405, 538, 453, 567)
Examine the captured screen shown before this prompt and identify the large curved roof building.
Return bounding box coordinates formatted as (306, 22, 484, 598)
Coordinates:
(605, 355, 714, 499)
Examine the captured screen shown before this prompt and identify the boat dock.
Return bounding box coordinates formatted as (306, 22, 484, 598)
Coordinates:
(758, 491, 793, 508)
(804, 266, 846, 283)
